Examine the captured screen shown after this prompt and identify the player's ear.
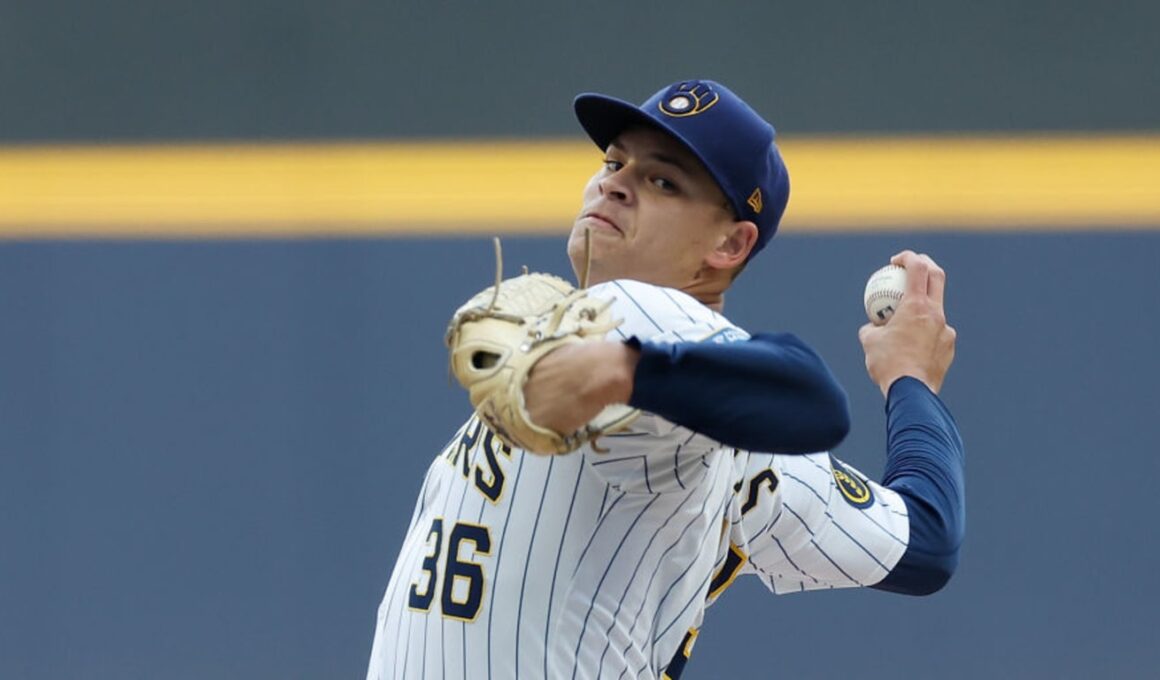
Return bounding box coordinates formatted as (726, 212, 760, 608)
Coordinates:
(704, 221, 758, 271)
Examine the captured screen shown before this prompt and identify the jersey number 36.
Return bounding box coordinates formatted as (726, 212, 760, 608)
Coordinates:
(407, 519, 492, 621)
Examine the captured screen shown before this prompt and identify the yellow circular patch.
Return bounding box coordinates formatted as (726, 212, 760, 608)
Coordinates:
(831, 457, 874, 508)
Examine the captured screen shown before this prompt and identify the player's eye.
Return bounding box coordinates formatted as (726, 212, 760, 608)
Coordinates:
(651, 176, 679, 192)
(602, 158, 624, 173)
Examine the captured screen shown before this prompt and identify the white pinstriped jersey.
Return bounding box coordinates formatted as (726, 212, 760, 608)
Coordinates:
(720, 452, 909, 597)
(366, 280, 911, 679)
(664, 452, 910, 676)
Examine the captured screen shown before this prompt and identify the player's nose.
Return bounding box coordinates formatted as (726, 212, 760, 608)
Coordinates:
(598, 170, 633, 205)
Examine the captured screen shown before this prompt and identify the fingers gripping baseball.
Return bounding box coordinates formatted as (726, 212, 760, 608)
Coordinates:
(891, 250, 948, 313)
(861, 251, 957, 396)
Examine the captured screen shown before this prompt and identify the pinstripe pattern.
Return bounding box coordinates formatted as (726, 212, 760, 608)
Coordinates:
(653, 452, 913, 676)
(486, 453, 526, 677)
(543, 460, 586, 678)
(514, 455, 553, 671)
(716, 452, 911, 600)
(613, 462, 732, 680)
(592, 483, 702, 673)
(569, 494, 661, 679)
(367, 280, 750, 679)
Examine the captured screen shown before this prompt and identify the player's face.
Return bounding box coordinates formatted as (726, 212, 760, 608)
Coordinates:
(569, 126, 737, 289)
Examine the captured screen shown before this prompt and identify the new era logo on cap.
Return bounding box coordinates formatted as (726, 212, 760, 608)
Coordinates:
(573, 79, 790, 259)
(747, 188, 763, 214)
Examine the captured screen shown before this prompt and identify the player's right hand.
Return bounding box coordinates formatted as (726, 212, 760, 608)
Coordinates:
(858, 250, 957, 396)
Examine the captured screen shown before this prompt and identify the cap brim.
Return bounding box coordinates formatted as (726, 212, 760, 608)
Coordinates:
(574, 93, 673, 151)
(574, 92, 739, 219)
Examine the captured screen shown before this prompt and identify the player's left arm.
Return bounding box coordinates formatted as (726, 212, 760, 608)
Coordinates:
(525, 330, 849, 454)
(626, 332, 848, 453)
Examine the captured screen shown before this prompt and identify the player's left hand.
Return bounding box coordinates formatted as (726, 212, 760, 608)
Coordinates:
(524, 341, 639, 436)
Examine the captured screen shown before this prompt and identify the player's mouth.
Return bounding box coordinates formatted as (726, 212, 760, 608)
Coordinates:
(581, 212, 623, 234)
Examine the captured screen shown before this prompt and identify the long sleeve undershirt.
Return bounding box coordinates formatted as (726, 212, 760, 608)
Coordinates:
(872, 376, 966, 595)
(625, 333, 851, 454)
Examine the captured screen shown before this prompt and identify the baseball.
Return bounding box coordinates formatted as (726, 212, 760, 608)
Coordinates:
(864, 264, 907, 325)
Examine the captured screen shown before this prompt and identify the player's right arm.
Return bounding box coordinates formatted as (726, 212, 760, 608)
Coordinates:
(719, 251, 964, 595)
(858, 250, 963, 592)
(721, 376, 964, 596)
(869, 376, 964, 593)
(524, 279, 850, 455)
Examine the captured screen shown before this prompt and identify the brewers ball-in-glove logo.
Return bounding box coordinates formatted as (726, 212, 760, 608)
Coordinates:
(659, 81, 720, 117)
(830, 455, 874, 508)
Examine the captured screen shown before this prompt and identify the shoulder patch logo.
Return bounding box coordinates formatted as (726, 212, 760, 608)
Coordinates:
(830, 456, 874, 508)
(747, 188, 763, 214)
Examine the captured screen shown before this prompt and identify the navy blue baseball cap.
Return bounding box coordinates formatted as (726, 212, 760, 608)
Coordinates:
(574, 80, 790, 259)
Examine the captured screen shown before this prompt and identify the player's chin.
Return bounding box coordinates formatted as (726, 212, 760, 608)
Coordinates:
(568, 225, 601, 256)
(568, 242, 615, 284)
(577, 214, 625, 237)
(570, 228, 616, 254)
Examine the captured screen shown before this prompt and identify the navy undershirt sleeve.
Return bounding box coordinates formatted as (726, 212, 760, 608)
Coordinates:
(625, 332, 850, 454)
(872, 377, 966, 595)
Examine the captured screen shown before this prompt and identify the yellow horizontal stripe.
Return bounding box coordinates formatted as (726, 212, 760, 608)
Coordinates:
(787, 135, 1160, 230)
(1, 135, 1158, 238)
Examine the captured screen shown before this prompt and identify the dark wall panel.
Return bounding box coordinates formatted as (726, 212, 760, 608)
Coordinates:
(2, 1, 1157, 142)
